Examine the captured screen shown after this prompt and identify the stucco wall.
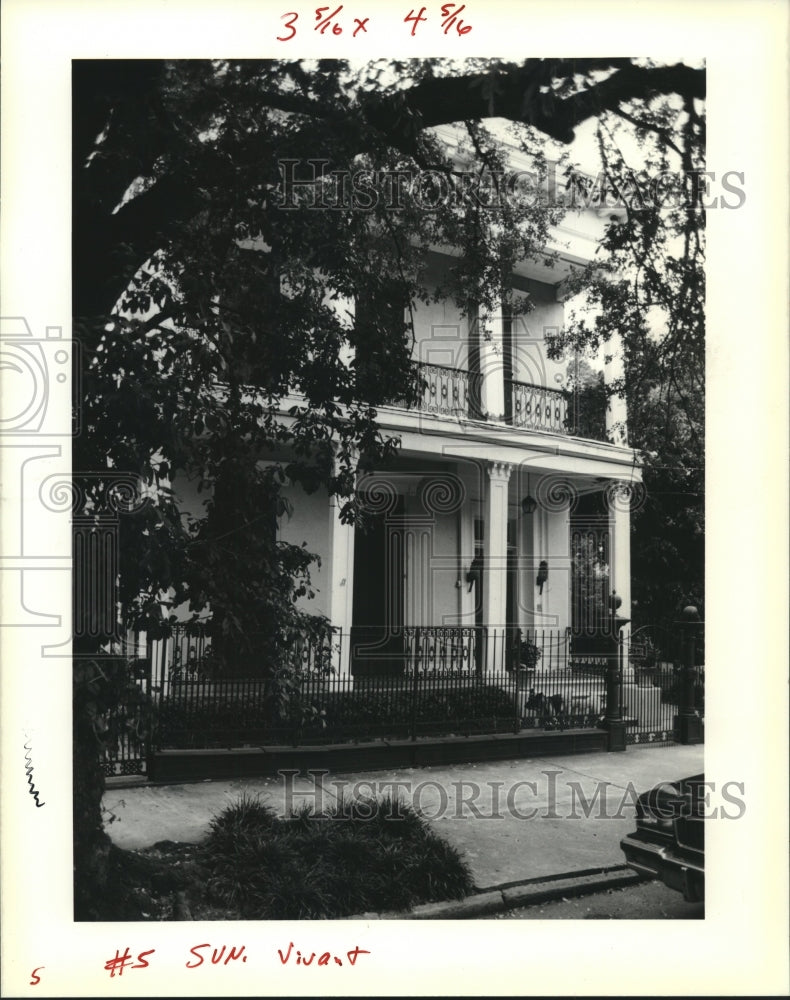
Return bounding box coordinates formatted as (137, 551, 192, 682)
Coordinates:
(510, 282, 568, 391)
(411, 253, 470, 371)
(277, 481, 331, 617)
(169, 467, 332, 619)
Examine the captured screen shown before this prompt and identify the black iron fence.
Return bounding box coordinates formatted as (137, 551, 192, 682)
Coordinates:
(151, 666, 606, 752)
(137, 624, 608, 753)
(100, 619, 704, 772)
(624, 619, 705, 744)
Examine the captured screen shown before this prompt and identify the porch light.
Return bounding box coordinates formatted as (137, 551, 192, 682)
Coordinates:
(521, 494, 537, 515)
(521, 473, 537, 515)
(520, 472, 539, 515)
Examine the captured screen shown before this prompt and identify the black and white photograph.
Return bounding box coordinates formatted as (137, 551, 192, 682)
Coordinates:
(72, 52, 712, 920)
(1, 1, 788, 996)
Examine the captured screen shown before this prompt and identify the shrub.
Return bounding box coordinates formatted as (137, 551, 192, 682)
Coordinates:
(518, 640, 542, 671)
(201, 793, 474, 918)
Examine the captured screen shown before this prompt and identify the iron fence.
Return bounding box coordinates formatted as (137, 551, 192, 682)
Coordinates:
(141, 624, 608, 750)
(625, 619, 705, 744)
(100, 617, 703, 772)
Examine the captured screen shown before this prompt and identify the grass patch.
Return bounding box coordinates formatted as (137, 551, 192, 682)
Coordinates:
(201, 792, 474, 918)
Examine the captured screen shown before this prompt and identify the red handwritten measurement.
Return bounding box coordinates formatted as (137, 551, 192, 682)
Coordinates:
(100, 942, 370, 976)
(406, 4, 472, 35)
(276, 4, 472, 40)
(278, 7, 369, 39)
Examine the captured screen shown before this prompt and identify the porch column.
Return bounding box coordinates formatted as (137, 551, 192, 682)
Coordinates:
(478, 307, 506, 422)
(327, 444, 357, 677)
(610, 486, 632, 680)
(327, 498, 355, 676)
(484, 460, 512, 669)
(611, 503, 631, 621)
(604, 333, 628, 446)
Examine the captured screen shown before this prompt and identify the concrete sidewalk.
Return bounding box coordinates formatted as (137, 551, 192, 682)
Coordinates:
(104, 744, 703, 890)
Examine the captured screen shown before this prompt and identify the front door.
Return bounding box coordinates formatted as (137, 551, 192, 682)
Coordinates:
(351, 497, 405, 675)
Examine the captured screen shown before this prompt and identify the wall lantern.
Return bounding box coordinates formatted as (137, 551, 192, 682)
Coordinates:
(465, 554, 483, 593)
(521, 473, 537, 515)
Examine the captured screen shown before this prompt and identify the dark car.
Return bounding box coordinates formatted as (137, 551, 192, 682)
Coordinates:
(620, 773, 704, 903)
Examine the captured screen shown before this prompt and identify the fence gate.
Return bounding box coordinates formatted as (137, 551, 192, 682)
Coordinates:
(624, 623, 704, 747)
(99, 650, 152, 777)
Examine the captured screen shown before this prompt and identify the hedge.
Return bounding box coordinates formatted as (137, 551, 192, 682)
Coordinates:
(152, 682, 519, 748)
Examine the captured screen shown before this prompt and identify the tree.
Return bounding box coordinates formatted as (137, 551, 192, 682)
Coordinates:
(544, 75, 705, 622)
(72, 57, 705, 917)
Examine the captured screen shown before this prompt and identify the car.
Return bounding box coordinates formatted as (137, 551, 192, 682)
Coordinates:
(620, 773, 704, 903)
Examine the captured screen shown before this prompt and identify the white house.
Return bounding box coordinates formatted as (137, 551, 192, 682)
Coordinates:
(163, 137, 642, 685)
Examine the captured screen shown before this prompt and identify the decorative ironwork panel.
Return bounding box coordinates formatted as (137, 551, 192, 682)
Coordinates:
(403, 625, 481, 676)
(408, 363, 479, 418)
(570, 525, 611, 637)
(509, 380, 568, 434)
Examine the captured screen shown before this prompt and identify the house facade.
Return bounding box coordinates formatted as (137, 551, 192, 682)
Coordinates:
(168, 186, 642, 683)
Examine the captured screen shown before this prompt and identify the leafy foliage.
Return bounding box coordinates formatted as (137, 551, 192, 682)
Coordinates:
(547, 76, 705, 622)
(518, 640, 543, 670)
(564, 358, 607, 441)
(73, 656, 154, 919)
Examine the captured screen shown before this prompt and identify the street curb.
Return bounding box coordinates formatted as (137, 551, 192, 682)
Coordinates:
(346, 866, 644, 920)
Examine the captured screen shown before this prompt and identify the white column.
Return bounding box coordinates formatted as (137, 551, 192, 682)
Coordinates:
(324, 290, 355, 676)
(327, 443, 357, 678)
(612, 505, 631, 620)
(484, 461, 512, 668)
(327, 496, 355, 676)
(604, 333, 628, 446)
(479, 307, 506, 421)
(459, 502, 476, 624)
(403, 516, 434, 628)
(611, 490, 632, 680)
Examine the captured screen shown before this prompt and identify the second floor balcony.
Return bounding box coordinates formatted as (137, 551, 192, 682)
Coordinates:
(395, 362, 608, 442)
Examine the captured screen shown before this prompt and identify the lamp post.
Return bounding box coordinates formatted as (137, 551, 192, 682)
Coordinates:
(603, 591, 629, 751)
(674, 605, 703, 744)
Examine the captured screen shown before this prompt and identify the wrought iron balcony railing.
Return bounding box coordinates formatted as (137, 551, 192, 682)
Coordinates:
(508, 379, 569, 434)
(389, 364, 606, 441)
(405, 362, 482, 419)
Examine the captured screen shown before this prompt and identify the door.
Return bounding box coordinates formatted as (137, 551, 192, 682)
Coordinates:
(351, 497, 405, 675)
